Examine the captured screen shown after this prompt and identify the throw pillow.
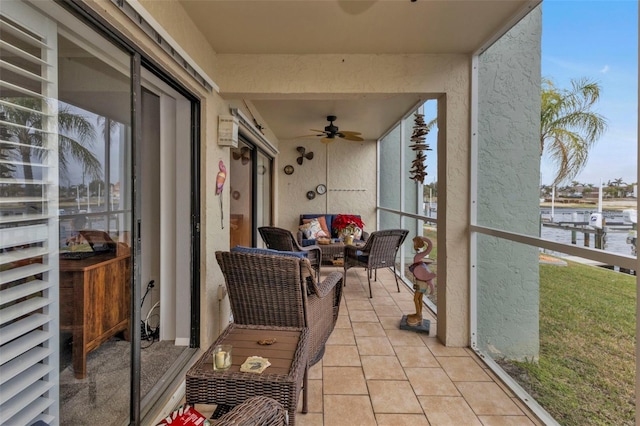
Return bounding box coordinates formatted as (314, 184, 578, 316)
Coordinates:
(302, 216, 330, 237)
(299, 219, 327, 239)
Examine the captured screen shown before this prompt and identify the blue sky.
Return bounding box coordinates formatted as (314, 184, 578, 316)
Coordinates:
(541, 0, 638, 186)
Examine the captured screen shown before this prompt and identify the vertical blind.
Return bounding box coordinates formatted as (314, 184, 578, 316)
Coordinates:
(0, 1, 60, 424)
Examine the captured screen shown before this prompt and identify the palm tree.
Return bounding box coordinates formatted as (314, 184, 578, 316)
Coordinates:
(609, 178, 626, 198)
(540, 78, 607, 186)
(1, 97, 101, 196)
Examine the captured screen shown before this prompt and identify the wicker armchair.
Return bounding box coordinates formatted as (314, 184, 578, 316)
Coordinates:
(343, 229, 409, 298)
(215, 396, 287, 425)
(259, 226, 321, 279)
(216, 250, 343, 365)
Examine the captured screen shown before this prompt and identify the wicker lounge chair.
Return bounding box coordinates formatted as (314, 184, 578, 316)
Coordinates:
(259, 226, 322, 279)
(216, 250, 343, 365)
(216, 396, 287, 425)
(343, 229, 409, 298)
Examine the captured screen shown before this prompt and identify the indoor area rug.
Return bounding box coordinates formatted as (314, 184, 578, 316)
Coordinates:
(60, 336, 186, 425)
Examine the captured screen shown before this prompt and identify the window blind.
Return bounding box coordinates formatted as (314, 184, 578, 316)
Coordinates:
(0, 1, 60, 424)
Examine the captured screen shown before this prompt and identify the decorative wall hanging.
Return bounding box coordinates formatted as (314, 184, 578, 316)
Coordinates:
(409, 113, 431, 184)
(232, 146, 250, 165)
(284, 165, 294, 175)
(216, 160, 227, 229)
(306, 191, 316, 200)
(316, 184, 327, 195)
(296, 146, 314, 165)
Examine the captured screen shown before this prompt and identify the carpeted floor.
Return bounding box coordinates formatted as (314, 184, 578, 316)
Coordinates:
(60, 334, 187, 425)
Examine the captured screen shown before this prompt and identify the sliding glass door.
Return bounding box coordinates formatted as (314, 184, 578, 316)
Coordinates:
(229, 138, 273, 249)
(0, 1, 200, 424)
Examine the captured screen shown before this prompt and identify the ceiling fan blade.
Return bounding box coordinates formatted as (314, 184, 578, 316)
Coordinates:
(310, 129, 328, 134)
(242, 157, 250, 165)
(320, 137, 335, 144)
(338, 130, 362, 136)
(341, 134, 364, 142)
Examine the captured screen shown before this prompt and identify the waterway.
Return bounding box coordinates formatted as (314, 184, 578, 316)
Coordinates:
(539, 207, 635, 257)
(424, 205, 636, 257)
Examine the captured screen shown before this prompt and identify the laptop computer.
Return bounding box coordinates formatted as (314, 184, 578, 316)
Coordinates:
(60, 230, 117, 260)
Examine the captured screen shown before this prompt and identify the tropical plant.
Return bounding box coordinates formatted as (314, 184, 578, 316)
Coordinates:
(540, 78, 607, 186)
(607, 178, 627, 198)
(0, 97, 101, 196)
(609, 177, 625, 187)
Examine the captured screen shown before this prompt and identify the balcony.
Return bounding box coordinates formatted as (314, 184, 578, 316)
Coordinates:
(186, 265, 542, 425)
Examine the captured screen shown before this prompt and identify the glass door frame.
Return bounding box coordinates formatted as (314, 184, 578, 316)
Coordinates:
(58, 2, 202, 424)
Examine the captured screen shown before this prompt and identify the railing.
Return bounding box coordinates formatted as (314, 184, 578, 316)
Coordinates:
(377, 206, 438, 313)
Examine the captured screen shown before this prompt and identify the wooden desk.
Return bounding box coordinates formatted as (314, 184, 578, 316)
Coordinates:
(60, 252, 130, 379)
(186, 324, 309, 425)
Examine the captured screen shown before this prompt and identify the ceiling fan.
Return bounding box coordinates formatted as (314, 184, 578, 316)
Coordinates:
(232, 146, 250, 165)
(310, 115, 364, 143)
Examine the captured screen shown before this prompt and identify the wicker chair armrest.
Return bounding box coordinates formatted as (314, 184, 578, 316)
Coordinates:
(313, 271, 343, 298)
(216, 396, 287, 426)
(301, 254, 340, 297)
(302, 244, 321, 257)
(296, 229, 304, 245)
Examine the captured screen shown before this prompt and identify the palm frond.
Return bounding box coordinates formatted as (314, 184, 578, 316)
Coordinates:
(541, 78, 608, 185)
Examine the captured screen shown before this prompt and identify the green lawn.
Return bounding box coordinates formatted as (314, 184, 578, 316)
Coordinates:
(506, 260, 636, 425)
(412, 229, 635, 424)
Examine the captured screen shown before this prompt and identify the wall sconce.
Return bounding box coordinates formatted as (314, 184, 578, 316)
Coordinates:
(218, 115, 239, 147)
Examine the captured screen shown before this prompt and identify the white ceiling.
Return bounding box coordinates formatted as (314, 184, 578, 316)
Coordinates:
(178, 0, 536, 142)
(250, 96, 428, 141)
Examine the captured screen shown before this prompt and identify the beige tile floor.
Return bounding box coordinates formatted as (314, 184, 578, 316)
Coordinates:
(192, 266, 544, 426)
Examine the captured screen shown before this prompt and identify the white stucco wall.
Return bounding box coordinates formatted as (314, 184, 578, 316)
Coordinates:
(475, 7, 542, 360)
(275, 137, 377, 235)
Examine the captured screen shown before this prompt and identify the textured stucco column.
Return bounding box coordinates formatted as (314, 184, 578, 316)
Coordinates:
(437, 90, 471, 347)
(475, 8, 542, 360)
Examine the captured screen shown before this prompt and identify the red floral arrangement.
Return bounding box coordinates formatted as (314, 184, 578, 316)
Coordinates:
(332, 214, 365, 236)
